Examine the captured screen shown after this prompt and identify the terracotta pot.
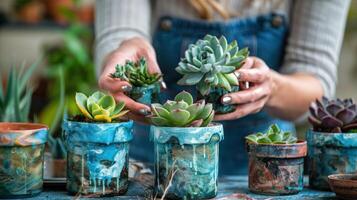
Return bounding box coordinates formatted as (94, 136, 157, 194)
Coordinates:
(45, 0, 74, 25)
(16, 1, 44, 24)
(0, 122, 48, 198)
(247, 140, 307, 195)
(328, 174, 357, 200)
(150, 124, 224, 199)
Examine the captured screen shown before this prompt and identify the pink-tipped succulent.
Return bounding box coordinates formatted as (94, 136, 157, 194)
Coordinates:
(308, 97, 357, 133)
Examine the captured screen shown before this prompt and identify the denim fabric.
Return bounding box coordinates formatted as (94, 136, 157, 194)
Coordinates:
(130, 13, 295, 175)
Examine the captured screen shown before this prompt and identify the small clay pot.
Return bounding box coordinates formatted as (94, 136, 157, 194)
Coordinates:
(247, 140, 307, 195)
(328, 174, 357, 200)
(0, 122, 48, 198)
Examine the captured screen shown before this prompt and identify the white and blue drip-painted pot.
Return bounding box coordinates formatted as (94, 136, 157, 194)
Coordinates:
(150, 124, 224, 199)
(307, 129, 357, 190)
(62, 120, 133, 196)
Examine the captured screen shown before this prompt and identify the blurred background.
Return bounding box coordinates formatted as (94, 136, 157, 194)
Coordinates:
(0, 0, 356, 173)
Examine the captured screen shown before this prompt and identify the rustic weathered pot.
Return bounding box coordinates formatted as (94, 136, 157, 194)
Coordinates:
(129, 83, 161, 105)
(150, 124, 224, 199)
(246, 140, 307, 195)
(0, 122, 48, 199)
(199, 86, 239, 114)
(307, 130, 357, 190)
(62, 120, 133, 197)
(328, 174, 357, 200)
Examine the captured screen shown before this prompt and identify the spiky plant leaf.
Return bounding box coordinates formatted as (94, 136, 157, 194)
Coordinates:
(245, 124, 298, 144)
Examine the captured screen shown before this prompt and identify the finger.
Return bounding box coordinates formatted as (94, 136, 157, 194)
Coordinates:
(235, 59, 269, 83)
(221, 81, 271, 105)
(145, 52, 162, 74)
(113, 93, 151, 116)
(99, 75, 132, 93)
(239, 57, 254, 69)
(215, 96, 269, 121)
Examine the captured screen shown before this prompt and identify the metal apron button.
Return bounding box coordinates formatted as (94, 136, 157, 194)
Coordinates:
(271, 15, 283, 28)
(160, 19, 172, 31)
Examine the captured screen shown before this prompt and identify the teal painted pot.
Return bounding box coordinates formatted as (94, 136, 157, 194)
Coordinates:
(307, 130, 357, 190)
(129, 83, 161, 105)
(150, 124, 224, 200)
(199, 86, 239, 114)
(0, 123, 48, 199)
(247, 141, 307, 195)
(62, 120, 133, 197)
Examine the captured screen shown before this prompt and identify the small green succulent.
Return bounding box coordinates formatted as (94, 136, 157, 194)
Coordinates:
(245, 124, 298, 144)
(110, 57, 162, 87)
(75, 91, 129, 123)
(176, 34, 249, 96)
(148, 91, 214, 127)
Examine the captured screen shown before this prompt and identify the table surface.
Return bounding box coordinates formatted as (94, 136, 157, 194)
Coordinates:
(21, 176, 336, 200)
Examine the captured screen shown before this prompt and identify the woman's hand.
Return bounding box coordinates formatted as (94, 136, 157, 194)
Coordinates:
(98, 37, 162, 119)
(215, 57, 276, 121)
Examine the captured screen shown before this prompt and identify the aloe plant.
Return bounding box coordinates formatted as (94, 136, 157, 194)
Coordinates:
(308, 97, 357, 133)
(176, 35, 249, 96)
(148, 91, 214, 127)
(110, 57, 161, 87)
(245, 124, 298, 144)
(0, 62, 38, 122)
(75, 91, 129, 123)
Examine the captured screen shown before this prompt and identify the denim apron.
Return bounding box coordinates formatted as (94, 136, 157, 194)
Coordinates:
(131, 13, 296, 175)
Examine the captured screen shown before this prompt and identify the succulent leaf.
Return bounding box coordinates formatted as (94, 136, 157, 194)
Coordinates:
(176, 35, 249, 96)
(245, 124, 298, 144)
(148, 91, 214, 127)
(75, 91, 128, 122)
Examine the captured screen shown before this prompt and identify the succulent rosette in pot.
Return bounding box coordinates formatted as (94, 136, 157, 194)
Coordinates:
(111, 57, 162, 105)
(307, 97, 357, 190)
(62, 91, 133, 197)
(246, 124, 307, 195)
(176, 34, 249, 114)
(148, 91, 223, 199)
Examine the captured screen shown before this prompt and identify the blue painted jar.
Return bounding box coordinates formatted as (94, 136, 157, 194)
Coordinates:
(150, 124, 224, 199)
(198, 86, 239, 114)
(247, 141, 307, 195)
(62, 120, 133, 197)
(307, 130, 357, 190)
(0, 123, 48, 199)
(129, 83, 161, 105)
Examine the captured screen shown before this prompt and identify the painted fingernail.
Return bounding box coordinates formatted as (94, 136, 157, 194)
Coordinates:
(139, 109, 151, 116)
(245, 81, 250, 89)
(121, 85, 132, 92)
(160, 81, 167, 90)
(222, 96, 232, 105)
(234, 72, 241, 80)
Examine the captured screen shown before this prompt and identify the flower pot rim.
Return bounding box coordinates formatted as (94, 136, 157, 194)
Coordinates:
(247, 140, 307, 158)
(131, 82, 159, 90)
(246, 140, 307, 146)
(151, 122, 222, 129)
(328, 174, 357, 183)
(0, 122, 48, 133)
(63, 118, 133, 125)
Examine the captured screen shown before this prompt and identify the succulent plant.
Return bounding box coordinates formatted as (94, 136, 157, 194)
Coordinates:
(245, 124, 298, 144)
(0, 62, 37, 122)
(308, 97, 357, 133)
(148, 91, 214, 127)
(110, 57, 162, 87)
(176, 34, 249, 96)
(75, 91, 129, 123)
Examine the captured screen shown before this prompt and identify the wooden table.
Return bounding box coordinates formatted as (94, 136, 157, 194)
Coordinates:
(25, 176, 336, 200)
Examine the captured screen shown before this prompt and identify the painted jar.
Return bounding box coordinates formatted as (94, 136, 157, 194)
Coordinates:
(150, 124, 224, 200)
(129, 83, 161, 105)
(199, 86, 239, 114)
(246, 141, 307, 195)
(62, 120, 133, 197)
(307, 130, 357, 190)
(0, 123, 48, 199)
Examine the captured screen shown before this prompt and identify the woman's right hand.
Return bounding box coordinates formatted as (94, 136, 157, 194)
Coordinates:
(98, 37, 162, 119)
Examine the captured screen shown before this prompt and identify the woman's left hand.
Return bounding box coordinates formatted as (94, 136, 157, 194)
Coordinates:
(214, 57, 276, 121)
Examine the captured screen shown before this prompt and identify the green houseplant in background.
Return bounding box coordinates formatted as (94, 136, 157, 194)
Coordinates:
(110, 57, 162, 105)
(245, 124, 307, 195)
(176, 34, 249, 114)
(62, 91, 133, 197)
(0, 63, 49, 198)
(307, 97, 357, 190)
(148, 91, 223, 199)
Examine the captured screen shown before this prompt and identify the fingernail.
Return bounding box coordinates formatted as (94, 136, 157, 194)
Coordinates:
(245, 81, 250, 89)
(121, 85, 132, 92)
(139, 109, 151, 116)
(222, 96, 232, 105)
(234, 72, 241, 80)
(160, 81, 167, 90)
